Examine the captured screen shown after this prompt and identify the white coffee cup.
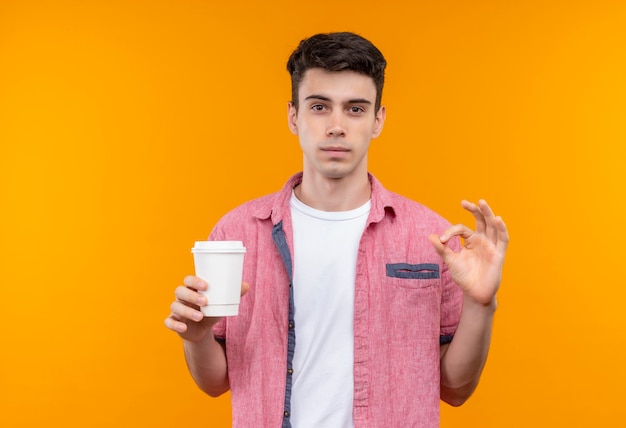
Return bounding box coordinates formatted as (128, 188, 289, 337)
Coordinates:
(191, 241, 246, 317)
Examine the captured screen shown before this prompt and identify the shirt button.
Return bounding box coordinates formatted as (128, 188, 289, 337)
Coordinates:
(288, 368, 294, 375)
(288, 322, 294, 329)
(284, 411, 290, 417)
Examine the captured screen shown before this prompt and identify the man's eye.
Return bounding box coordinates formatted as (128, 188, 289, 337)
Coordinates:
(349, 106, 365, 113)
(311, 104, 325, 111)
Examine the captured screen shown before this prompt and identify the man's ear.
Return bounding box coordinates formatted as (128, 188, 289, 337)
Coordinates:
(287, 102, 298, 135)
(371, 105, 386, 138)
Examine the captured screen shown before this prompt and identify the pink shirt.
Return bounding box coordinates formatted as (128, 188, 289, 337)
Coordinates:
(211, 173, 463, 428)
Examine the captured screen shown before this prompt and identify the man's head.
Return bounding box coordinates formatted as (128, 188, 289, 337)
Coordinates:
(286, 32, 387, 113)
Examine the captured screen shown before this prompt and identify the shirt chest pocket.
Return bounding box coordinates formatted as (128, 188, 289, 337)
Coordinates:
(386, 263, 440, 289)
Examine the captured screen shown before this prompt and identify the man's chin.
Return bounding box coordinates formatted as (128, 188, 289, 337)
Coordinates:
(322, 169, 353, 180)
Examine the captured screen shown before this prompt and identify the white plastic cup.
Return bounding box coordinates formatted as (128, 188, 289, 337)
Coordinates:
(191, 241, 246, 317)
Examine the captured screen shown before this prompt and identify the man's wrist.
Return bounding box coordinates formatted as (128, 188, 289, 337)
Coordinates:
(463, 293, 498, 313)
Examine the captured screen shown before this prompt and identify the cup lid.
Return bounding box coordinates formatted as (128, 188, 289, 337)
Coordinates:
(191, 240, 246, 253)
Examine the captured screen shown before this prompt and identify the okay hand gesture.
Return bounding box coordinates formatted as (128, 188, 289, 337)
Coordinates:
(429, 200, 509, 305)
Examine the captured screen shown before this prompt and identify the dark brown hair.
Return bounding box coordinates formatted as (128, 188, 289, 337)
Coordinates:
(286, 32, 387, 112)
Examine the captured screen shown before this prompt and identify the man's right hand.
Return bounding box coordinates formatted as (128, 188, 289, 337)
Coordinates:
(165, 275, 222, 343)
(164, 275, 249, 343)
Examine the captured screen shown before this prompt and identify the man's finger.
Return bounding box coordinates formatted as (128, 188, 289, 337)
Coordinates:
(183, 275, 207, 291)
(477, 199, 499, 242)
(462, 200, 487, 235)
(495, 216, 510, 253)
(241, 281, 250, 297)
(428, 233, 447, 258)
(439, 224, 474, 243)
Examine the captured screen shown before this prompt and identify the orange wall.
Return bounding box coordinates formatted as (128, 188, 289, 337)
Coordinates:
(1, 1, 625, 426)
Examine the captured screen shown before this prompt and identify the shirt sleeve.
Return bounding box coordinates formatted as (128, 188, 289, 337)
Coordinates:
(439, 235, 463, 340)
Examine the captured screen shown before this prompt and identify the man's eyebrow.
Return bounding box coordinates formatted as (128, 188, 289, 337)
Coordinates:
(304, 94, 332, 102)
(304, 94, 372, 105)
(347, 98, 372, 105)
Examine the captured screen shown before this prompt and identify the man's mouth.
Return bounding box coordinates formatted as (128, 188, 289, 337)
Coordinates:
(321, 146, 349, 152)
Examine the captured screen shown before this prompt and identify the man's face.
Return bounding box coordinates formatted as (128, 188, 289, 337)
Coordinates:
(288, 68, 385, 181)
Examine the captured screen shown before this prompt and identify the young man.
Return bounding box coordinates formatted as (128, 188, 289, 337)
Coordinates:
(165, 32, 509, 428)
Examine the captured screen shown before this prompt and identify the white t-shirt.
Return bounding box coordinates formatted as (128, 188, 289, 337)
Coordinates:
(289, 191, 371, 428)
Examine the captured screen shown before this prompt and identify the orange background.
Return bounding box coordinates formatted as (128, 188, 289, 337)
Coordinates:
(1, 1, 625, 426)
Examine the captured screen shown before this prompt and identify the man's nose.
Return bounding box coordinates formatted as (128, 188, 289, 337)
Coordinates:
(327, 111, 346, 137)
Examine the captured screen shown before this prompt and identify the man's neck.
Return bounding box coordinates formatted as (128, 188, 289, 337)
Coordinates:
(294, 173, 371, 212)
